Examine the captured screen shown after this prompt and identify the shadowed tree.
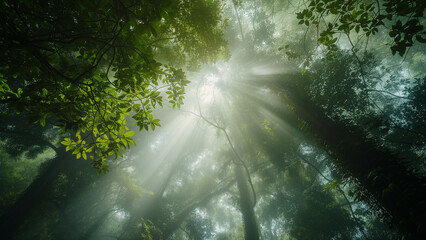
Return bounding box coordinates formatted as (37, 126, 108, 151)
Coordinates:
(259, 72, 426, 239)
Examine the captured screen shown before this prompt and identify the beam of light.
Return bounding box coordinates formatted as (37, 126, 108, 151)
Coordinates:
(199, 74, 220, 104)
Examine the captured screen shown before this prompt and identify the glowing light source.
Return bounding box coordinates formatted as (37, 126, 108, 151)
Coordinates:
(199, 73, 220, 104)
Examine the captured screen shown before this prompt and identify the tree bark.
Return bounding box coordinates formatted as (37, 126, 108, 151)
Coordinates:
(235, 164, 261, 240)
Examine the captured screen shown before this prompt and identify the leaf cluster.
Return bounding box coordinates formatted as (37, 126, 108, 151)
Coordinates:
(0, 0, 228, 172)
(296, 0, 425, 56)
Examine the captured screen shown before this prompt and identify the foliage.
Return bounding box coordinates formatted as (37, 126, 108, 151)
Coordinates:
(288, 189, 358, 240)
(296, 0, 425, 56)
(0, 1, 424, 239)
(184, 211, 214, 240)
(0, 109, 58, 157)
(0, 0, 228, 172)
(302, 50, 378, 118)
(141, 218, 163, 240)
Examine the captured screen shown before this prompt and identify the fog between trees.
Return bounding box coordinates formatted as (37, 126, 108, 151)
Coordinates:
(0, 0, 425, 239)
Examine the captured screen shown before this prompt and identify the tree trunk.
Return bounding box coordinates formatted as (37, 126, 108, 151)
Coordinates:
(235, 164, 261, 240)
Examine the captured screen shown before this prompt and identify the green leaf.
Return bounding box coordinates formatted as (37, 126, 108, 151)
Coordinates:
(40, 117, 46, 127)
(61, 138, 70, 145)
(124, 131, 135, 137)
(117, 151, 123, 157)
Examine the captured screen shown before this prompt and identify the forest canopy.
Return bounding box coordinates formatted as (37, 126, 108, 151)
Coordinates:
(0, 0, 228, 172)
(0, 0, 425, 240)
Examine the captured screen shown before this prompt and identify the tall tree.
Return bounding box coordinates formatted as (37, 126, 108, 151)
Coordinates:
(260, 73, 426, 239)
(235, 164, 261, 240)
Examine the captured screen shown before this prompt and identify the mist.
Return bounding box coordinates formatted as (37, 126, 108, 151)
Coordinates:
(1, 0, 425, 239)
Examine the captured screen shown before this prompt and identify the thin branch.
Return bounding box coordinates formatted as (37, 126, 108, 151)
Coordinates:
(366, 89, 414, 100)
(233, 1, 245, 42)
(297, 153, 368, 239)
(145, 37, 174, 46)
(181, 106, 257, 207)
